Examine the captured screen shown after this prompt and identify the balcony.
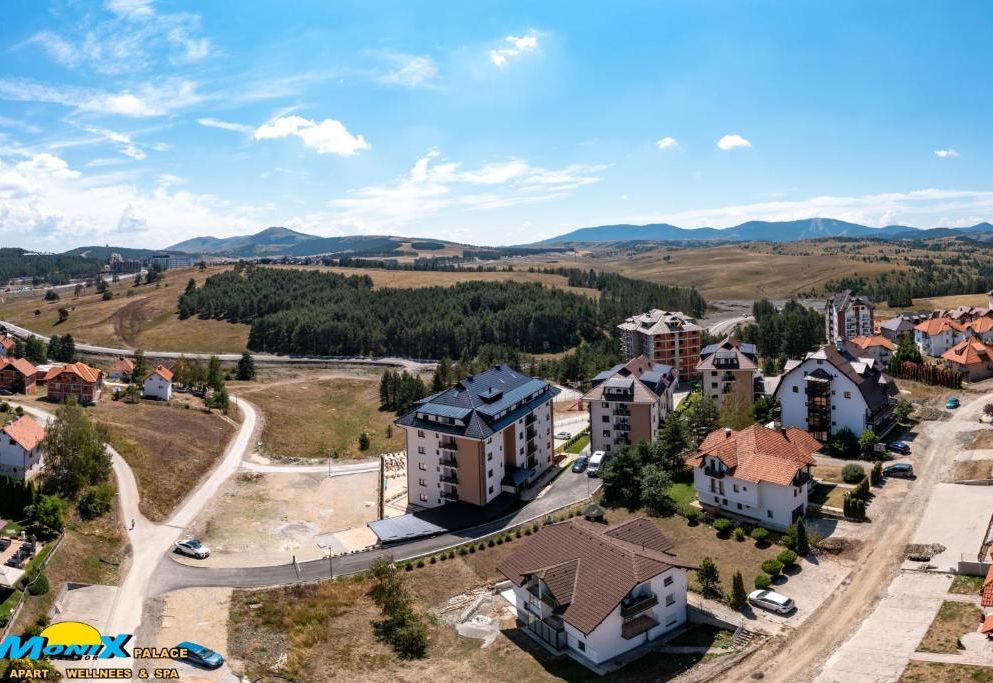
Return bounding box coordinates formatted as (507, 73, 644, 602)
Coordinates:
(439, 456, 458, 468)
(614, 436, 630, 446)
(439, 473, 459, 485)
(525, 413, 537, 425)
(620, 593, 658, 619)
(526, 455, 538, 469)
(613, 406, 630, 417)
(704, 466, 725, 479)
(621, 614, 659, 640)
(439, 439, 458, 450)
(615, 421, 631, 432)
(792, 471, 811, 487)
(441, 489, 459, 503)
(526, 427, 537, 441)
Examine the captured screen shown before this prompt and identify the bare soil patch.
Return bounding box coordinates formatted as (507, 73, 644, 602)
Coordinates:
(950, 460, 993, 481)
(916, 600, 983, 654)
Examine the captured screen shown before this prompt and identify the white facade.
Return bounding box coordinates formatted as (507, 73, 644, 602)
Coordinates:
(512, 567, 688, 665)
(142, 372, 173, 400)
(691, 455, 809, 531)
(915, 327, 962, 357)
(776, 357, 872, 438)
(0, 435, 42, 481)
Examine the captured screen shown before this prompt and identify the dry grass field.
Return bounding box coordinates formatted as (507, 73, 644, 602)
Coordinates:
(916, 600, 984, 654)
(900, 662, 993, 683)
(0, 266, 249, 353)
(877, 292, 992, 318)
(238, 374, 405, 459)
(90, 399, 237, 521)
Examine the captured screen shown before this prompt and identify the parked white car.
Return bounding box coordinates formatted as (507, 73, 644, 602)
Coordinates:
(175, 537, 210, 559)
(748, 589, 795, 615)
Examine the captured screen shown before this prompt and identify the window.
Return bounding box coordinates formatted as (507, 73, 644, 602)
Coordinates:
(665, 593, 675, 606)
(733, 484, 739, 493)
(418, 462, 426, 471)
(418, 478, 426, 487)
(767, 510, 773, 518)
(602, 415, 609, 423)
(602, 430, 610, 437)
(737, 503, 742, 510)
(663, 576, 673, 587)
(489, 485, 494, 493)
(844, 391, 852, 399)
(417, 430, 424, 438)
(417, 446, 426, 455)
(488, 469, 493, 478)
(487, 453, 492, 461)
(601, 402, 608, 408)
(792, 386, 799, 393)
(419, 493, 428, 502)
(577, 641, 585, 652)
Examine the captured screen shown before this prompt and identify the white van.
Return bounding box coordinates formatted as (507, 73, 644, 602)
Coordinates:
(586, 450, 607, 477)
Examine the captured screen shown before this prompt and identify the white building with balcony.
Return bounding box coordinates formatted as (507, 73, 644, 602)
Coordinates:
(498, 517, 696, 669)
(685, 424, 821, 531)
(395, 365, 559, 510)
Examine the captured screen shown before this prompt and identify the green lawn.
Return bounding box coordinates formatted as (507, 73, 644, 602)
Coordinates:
(564, 434, 590, 454)
(670, 481, 696, 508)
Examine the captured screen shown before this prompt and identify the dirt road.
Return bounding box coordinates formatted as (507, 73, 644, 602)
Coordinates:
(725, 393, 990, 682)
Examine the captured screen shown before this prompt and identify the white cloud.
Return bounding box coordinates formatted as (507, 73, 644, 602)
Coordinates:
(489, 29, 539, 68)
(716, 134, 752, 151)
(0, 117, 41, 135)
(254, 115, 370, 156)
(105, 0, 155, 19)
(312, 149, 603, 232)
(935, 148, 960, 158)
(0, 77, 201, 117)
(377, 53, 438, 87)
(656, 136, 679, 150)
(197, 117, 253, 134)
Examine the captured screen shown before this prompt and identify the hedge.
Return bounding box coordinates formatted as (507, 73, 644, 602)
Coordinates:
(761, 559, 784, 577)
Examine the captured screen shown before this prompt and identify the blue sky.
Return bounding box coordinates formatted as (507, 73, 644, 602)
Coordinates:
(2, 0, 993, 249)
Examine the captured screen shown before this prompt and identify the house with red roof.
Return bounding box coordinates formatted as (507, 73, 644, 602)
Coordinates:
(497, 517, 695, 668)
(142, 365, 173, 401)
(942, 337, 993, 381)
(107, 356, 135, 382)
(915, 318, 966, 357)
(848, 335, 896, 366)
(0, 415, 45, 480)
(0, 336, 15, 358)
(0, 357, 37, 395)
(686, 424, 821, 530)
(44, 362, 104, 404)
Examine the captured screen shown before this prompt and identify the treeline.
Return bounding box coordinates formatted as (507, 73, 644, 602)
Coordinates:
(379, 370, 427, 415)
(829, 264, 993, 307)
(550, 268, 707, 320)
(0, 249, 103, 286)
(736, 300, 824, 365)
(179, 267, 601, 359)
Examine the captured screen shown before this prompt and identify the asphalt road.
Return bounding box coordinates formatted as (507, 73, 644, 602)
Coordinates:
(147, 466, 600, 595)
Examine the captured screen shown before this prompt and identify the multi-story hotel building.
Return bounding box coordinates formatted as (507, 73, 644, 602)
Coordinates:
(825, 290, 874, 343)
(395, 365, 559, 510)
(617, 310, 702, 380)
(696, 336, 760, 409)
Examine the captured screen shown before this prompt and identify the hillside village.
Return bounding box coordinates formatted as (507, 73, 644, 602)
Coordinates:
(3, 250, 993, 682)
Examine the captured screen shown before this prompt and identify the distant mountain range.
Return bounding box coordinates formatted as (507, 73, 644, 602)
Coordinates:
(166, 227, 434, 258)
(535, 218, 993, 244)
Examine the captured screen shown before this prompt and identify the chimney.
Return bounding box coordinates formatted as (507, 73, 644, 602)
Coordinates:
(724, 427, 732, 439)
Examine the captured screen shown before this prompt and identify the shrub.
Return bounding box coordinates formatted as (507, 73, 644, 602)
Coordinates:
(524, 528, 531, 536)
(468, 545, 476, 554)
(777, 550, 798, 567)
(712, 518, 732, 535)
(761, 559, 784, 577)
(77, 483, 114, 520)
(684, 508, 700, 525)
(477, 543, 486, 551)
(415, 559, 425, 568)
(750, 527, 769, 544)
(733, 527, 746, 541)
(515, 529, 522, 538)
(358, 432, 370, 451)
(841, 464, 865, 484)
(458, 547, 468, 556)
(487, 538, 495, 548)
(496, 536, 504, 545)
(404, 562, 414, 572)
(27, 573, 49, 596)
(754, 574, 772, 590)
(728, 571, 748, 610)
(870, 462, 882, 486)
(696, 557, 721, 596)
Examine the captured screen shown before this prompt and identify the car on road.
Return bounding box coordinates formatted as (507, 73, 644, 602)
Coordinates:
(946, 397, 961, 409)
(177, 641, 224, 670)
(571, 455, 589, 473)
(748, 589, 795, 615)
(887, 441, 911, 455)
(175, 537, 210, 559)
(883, 463, 915, 479)
(586, 450, 607, 477)
(555, 431, 572, 440)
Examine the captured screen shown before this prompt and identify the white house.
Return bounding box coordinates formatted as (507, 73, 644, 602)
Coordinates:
(685, 424, 820, 531)
(914, 318, 965, 357)
(108, 357, 135, 382)
(498, 518, 695, 669)
(142, 365, 173, 401)
(773, 343, 899, 441)
(0, 415, 45, 480)
(848, 335, 895, 366)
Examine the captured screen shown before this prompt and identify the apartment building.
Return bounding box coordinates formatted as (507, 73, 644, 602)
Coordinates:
(395, 365, 559, 510)
(773, 342, 898, 441)
(617, 310, 702, 380)
(696, 336, 759, 409)
(825, 290, 874, 343)
(686, 424, 820, 531)
(582, 357, 676, 454)
(498, 517, 695, 668)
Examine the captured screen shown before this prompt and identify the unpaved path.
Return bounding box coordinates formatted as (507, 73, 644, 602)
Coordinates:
(721, 392, 991, 682)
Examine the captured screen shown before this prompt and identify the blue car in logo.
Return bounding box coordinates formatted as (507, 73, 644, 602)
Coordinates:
(177, 641, 224, 670)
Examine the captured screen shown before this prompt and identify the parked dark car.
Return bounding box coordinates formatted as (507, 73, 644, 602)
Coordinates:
(887, 441, 911, 455)
(883, 463, 915, 479)
(571, 455, 589, 473)
(177, 641, 224, 670)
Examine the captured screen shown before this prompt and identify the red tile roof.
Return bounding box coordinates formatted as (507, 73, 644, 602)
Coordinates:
(0, 357, 37, 377)
(145, 364, 173, 382)
(2, 415, 45, 452)
(966, 317, 993, 335)
(850, 335, 896, 352)
(44, 362, 103, 384)
(497, 518, 696, 635)
(915, 318, 965, 335)
(941, 337, 993, 367)
(0, 337, 15, 351)
(686, 424, 820, 486)
(982, 614, 993, 635)
(982, 562, 993, 607)
(111, 357, 134, 373)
